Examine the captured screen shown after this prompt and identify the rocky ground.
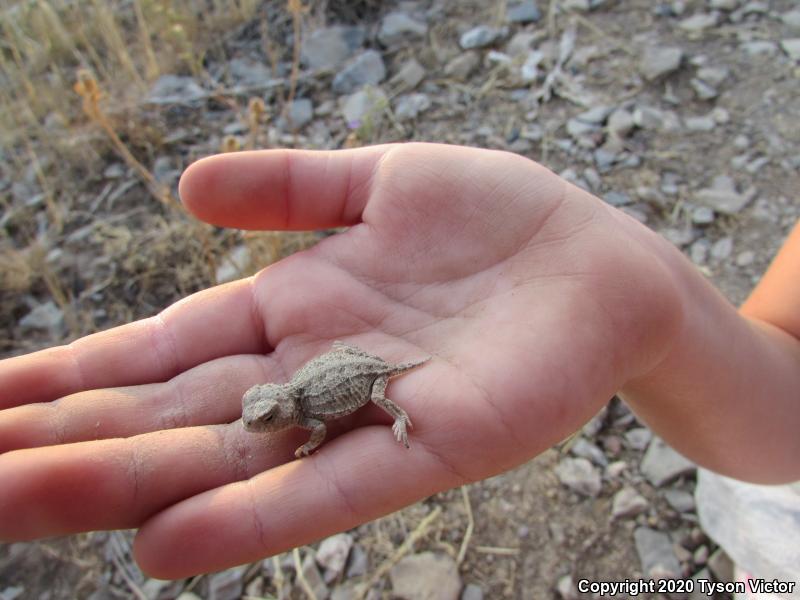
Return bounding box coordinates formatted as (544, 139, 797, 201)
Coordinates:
(1, 0, 799, 598)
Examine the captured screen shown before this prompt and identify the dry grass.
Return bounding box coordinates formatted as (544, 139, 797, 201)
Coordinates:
(0, 0, 316, 354)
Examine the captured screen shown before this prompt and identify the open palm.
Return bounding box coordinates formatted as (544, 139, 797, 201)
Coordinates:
(0, 143, 680, 577)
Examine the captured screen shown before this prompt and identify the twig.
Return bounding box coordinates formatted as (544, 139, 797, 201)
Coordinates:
(361, 505, 443, 596)
(474, 545, 520, 555)
(293, 547, 318, 600)
(456, 486, 474, 566)
(272, 554, 285, 598)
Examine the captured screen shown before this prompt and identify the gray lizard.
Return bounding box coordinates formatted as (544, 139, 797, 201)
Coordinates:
(242, 341, 429, 457)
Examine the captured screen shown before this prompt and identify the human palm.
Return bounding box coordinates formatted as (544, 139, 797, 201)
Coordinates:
(0, 143, 679, 577)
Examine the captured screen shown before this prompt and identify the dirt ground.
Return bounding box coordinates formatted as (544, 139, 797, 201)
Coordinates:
(1, 0, 799, 598)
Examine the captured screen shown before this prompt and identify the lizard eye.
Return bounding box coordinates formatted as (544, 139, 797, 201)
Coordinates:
(264, 414, 273, 422)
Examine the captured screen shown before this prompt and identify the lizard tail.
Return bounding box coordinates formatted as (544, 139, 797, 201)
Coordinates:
(389, 356, 431, 376)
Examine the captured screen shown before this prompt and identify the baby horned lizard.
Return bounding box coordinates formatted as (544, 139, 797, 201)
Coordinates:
(242, 341, 429, 458)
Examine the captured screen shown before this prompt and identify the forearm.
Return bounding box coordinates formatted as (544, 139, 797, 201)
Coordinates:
(620, 223, 800, 484)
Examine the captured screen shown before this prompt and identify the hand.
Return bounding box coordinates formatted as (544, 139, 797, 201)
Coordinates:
(0, 143, 682, 577)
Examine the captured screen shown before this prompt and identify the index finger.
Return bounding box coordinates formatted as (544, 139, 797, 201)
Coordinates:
(0, 279, 266, 408)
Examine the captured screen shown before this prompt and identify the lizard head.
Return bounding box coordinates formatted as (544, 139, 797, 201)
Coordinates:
(241, 383, 297, 432)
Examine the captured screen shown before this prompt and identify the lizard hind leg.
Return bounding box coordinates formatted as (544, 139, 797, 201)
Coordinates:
(295, 417, 327, 458)
(370, 376, 413, 448)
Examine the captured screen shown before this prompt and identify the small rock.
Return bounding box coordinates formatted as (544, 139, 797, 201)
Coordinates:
(640, 437, 695, 487)
(625, 427, 652, 451)
(711, 236, 733, 260)
(604, 191, 631, 206)
(679, 12, 719, 32)
(710, 0, 739, 9)
(104, 163, 125, 178)
(555, 457, 602, 497)
(690, 239, 710, 264)
(284, 98, 314, 130)
(520, 50, 545, 82)
(707, 548, 734, 582)
(390, 58, 426, 91)
(20, 301, 64, 335)
(390, 552, 461, 600)
(640, 46, 683, 80)
(782, 10, 800, 29)
(663, 488, 696, 513)
(695, 176, 751, 214)
(207, 566, 247, 600)
(690, 78, 718, 100)
(577, 105, 613, 125)
(302, 26, 365, 70)
(740, 40, 778, 56)
(566, 118, 598, 139)
(736, 250, 755, 267)
(0, 588, 24, 600)
(506, 31, 538, 56)
(663, 227, 696, 248)
(175, 594, 202, 600)
(697, 65, 729, 87)
(460, 26, 505, 50)
(745, 156, 769, 174)
(570, 437, 607, 467)
(332, 50, 386, 94)
(780, 38, 800, 60)
(147, 74, 205, 104)
(612, 487, 649, 519)
(603, 435, 623, 457)
(461, 583, 484, 600)
(606, 460, 628, 479)
(346, 544, 368, 578)
(506, 0, 542, 23)
(607, 108, 635, 137)
(733, 134, 750, 149)
(340, 87, 388, 127)
(486, 50, 513, 66)
(684, 115, 716, 132)
(317, 533, 354, 582)
(711, 107, 730, 124)
(394, 93, 431, 121)
(633, 106, 665, 130)
(556, 575, 578, 600)
(634, 527, 682, 579)
(378, 12, 428, 47)
(691, 206, 715, 225)
(444, 52, 481, 80)
(227, 57, 272, 90)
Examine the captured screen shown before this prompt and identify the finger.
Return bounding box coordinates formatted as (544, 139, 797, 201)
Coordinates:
(178, 145, 392, 230)
(0, 398, 408, 541)
(0, 353, 275, 454)
(133, 428, 467, 578)
(0, 278, 267, 409)
(0, 422, 302, 541)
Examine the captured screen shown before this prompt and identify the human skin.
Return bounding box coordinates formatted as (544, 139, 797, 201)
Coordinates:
(0, 143, 797, 578)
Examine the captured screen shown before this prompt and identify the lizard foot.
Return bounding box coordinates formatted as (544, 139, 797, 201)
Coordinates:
(392, 418, 412, 448)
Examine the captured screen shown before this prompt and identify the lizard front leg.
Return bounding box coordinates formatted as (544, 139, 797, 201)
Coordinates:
(295, 417, 327, 458)
(371, 376, 413, 448)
